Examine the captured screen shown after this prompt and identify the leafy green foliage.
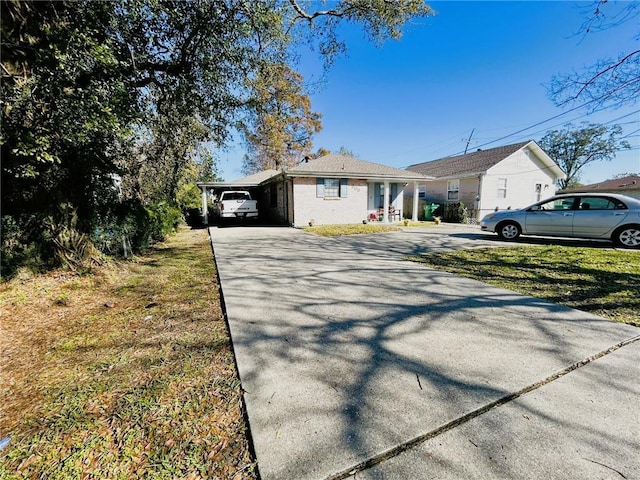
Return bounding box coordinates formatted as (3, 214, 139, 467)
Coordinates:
(2, 0, 434, 275)
(443, 202, 468, 223)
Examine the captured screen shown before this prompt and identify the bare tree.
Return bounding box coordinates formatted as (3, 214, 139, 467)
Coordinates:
(548, 1, 640, 110)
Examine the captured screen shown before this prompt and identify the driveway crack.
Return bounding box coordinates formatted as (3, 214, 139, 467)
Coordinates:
(324, 334, 640, 480)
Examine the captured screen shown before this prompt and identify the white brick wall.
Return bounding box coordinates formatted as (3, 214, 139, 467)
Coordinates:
(292, 177, 369, 226)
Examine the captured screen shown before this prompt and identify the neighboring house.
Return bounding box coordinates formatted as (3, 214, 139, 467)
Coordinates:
(404, 140, 565, 220)
(559, 175, 640, 199)
(198, 154, 431, 227)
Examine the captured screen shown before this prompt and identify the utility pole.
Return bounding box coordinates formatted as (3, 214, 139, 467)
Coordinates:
(464, 128, 475, 154)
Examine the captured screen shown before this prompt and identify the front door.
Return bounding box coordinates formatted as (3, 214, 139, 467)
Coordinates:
(373, 183, 398, 208)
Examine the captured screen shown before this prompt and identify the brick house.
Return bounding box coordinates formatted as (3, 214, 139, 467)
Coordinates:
(198, 154, 431, 227)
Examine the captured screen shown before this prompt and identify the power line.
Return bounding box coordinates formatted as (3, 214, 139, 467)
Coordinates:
(602, 109, 640, 126)
(447, 96, 640, 157)
(620, 128, 640, 140)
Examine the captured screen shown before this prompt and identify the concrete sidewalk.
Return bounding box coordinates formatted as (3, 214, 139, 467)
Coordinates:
(209, 226, 639, 480)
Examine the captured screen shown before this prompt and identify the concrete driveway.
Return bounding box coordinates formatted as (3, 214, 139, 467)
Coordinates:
(208, 226, 639, 480)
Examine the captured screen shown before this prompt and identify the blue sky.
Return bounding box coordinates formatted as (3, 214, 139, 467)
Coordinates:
(217, 1, 640, 185)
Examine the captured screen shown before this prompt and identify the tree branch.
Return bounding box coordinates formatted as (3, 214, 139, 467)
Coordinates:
(571, 50, 640, 101)
(288, 0, 348, 21)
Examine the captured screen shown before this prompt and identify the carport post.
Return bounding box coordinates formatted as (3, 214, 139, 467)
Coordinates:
(201, 187, 208, 225)
(412, 181, 419, 222)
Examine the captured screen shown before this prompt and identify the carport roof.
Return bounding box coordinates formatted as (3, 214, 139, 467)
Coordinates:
(197, 169, 280, 188)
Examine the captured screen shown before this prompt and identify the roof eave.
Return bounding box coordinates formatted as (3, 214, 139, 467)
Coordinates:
(429, 172, 486, 181)
(525, 141, 567, 180)
(285, 170, 432, 181)
(197, 182, 261, 188)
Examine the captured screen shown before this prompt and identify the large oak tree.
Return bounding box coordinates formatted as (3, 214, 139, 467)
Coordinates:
(1, 0, 433, 273)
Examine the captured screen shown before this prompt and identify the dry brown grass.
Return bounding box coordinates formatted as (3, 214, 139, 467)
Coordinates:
(0, 227, 257, 479)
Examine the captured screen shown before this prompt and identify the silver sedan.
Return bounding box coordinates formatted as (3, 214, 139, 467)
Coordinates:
(480, 193, 640, 248)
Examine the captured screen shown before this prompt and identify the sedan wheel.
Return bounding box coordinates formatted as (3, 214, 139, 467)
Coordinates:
(615, 226, 640, 248)
(498, 221, 521, 240)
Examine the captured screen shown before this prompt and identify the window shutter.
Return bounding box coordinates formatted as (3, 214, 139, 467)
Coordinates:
(340, 179, 348, 198)
(391, 183, 398, 203)
(316, 178, 325, 198)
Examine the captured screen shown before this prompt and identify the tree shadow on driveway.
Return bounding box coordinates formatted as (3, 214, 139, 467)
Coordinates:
(209, 227, 639, 480)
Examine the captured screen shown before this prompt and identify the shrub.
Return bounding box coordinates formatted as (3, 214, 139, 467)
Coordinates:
(1, 215, 42, 278)
(93, 201, 182, 258)
(145, 202, 182, 242)
(443, 202, 468, 223)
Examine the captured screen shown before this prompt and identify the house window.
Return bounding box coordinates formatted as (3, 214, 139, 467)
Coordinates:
(497, 178, 507, 198)
(447, 180, 459, 201)
(317, 178, 348, 198)
(324, 178, 340, 197)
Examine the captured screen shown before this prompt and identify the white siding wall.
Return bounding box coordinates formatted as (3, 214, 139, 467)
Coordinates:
(480, 148, 557, 218)
(292, 177, 369, 226)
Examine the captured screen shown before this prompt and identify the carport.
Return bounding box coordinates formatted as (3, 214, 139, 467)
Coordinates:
(197, 169, 280, 225)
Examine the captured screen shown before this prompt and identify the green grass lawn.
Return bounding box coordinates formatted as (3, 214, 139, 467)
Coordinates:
(409, 246, 640, 327)
(0, 227, 257, 479)
(304, 223, 402, 236)
(303, 220, 446, 237)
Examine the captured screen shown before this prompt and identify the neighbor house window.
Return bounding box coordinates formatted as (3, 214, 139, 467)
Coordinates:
(497, 178, 507, 198)
(316, 178, 348, 198)
(447, 180, 459, 201)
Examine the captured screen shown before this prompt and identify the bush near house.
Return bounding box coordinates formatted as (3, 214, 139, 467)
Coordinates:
(443, 202, 469, 223)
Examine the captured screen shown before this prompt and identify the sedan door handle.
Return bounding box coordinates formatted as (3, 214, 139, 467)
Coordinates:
(613, 212, 626, 216)
(563, 213, 574, 217)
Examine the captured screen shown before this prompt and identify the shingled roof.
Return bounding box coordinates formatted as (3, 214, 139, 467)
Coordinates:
(406, 141, 531, 179)
(196, 169, 280, 188)
(561, 175, 640, 194)
(287, 153, 430, 180)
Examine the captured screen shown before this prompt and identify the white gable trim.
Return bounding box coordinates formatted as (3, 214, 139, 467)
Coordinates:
(523, 140, 566, 180)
